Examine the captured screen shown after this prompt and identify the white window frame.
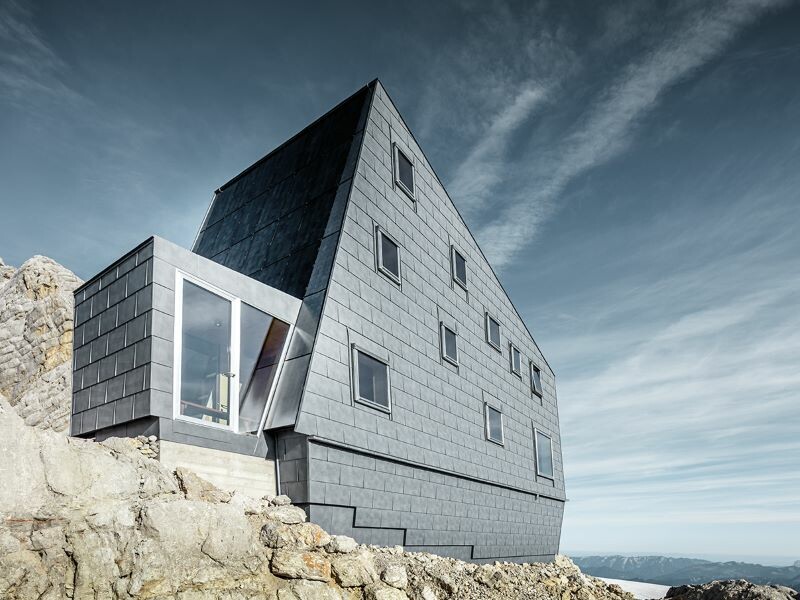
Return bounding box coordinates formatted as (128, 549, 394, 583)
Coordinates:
(375, 225, 402, 285)
(440, 322, 459, 366)
(530, 361, 543, 397)
(173, 271, 241, 432)
(534, 429, 554, 479)
(510, 343, 522, 377)
(172, 270, 292, 434)
(352, 345, 392, 414)
(485, 312, 501, 351)
(393, 144, 416, 201)
(485, 403, 505, 446)
(451, 245, 467, 290)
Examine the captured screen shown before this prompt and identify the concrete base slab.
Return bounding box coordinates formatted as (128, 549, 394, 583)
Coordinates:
(159, 439, 277, 497)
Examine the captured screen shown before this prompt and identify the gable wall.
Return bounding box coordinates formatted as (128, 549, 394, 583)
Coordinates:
(294, 82, 565, 561)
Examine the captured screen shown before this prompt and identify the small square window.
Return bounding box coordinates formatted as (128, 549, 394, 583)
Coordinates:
(530, 362, 543, 397)
(485, 404, 504, 445)
(451, 246, 467, 289)
(486, 313, 501, 350)
(510, 344, 522, 376)
(394, 145, 415, 199)
(440, 322, 458, 366)
(353, 348, 391, 412)
(535, 430, 554, 478)
(376, 227, 401, 284)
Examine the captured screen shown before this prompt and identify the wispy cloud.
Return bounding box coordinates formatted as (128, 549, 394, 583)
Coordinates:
(0, 1, 81, 107)
(472, 0, 790, 267)
(544, 187, 800, 555)
(448, 84, 548, 216)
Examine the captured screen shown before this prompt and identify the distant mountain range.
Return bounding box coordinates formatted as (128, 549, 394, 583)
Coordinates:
(572, 555, 800, 592)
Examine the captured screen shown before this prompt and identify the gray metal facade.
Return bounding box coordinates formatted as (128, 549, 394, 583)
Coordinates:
(71, 237, 301, 457)
(291, 82, 565, 562)
(71, 79, 565, 563)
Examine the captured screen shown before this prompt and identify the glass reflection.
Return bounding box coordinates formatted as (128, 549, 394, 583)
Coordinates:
(180, 281, 232, 426)
(238, 304, 290, 432)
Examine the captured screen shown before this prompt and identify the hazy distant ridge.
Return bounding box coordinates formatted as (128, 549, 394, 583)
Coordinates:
(573, 556, 800, 591)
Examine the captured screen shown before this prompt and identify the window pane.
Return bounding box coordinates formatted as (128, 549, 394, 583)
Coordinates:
(488, 316, 500, 347)
(397, 150, 414, 194)
(180, 281, 231, 426)
(380, 233, 400, 279)
(487, 406, 503, 443)
(443, 326, 458, 362)
(238, 304, 290, 433)
(536, 431, 554, 478)
(454, 250, 467, 285)
(532, 365, 543, 395)
(512, 347, 521, 373)
(357, 351, 389, 409)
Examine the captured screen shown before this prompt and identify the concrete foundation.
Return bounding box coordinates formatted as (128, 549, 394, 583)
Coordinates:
(159, 439, 277, 497)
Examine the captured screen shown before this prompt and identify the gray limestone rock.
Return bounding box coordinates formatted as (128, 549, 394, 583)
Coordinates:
(331, 550, 380, 587)
(666, 580, 798, 600)
(271, 550, 332, 581)
(262, 522, 332, 551)
(381, 564, 408, 589)
(326, 535, 359, 554)
(0, 256, 81, 432)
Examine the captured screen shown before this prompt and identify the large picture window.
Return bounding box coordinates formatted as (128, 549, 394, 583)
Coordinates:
(353, 347, 391, 412)
(535, 429, 554, 478)
(174, 273, 291, 433)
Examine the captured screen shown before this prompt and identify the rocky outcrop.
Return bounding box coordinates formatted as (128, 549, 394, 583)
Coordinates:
(0, 256, 82, 432)
(666, 580, 799, 600)
(0, 389, 633, 600)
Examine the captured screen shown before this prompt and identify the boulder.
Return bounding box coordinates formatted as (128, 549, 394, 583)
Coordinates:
(381, 564, 408, 589)
(262, 522, 332, 550)
(272, 550, 332, 582)
(331, 550, 380, 587)
(326, 535, 359, 554)
(0, 256, 81, 432)
(264, 505, 309, 525)
(666, 580, 798, 600)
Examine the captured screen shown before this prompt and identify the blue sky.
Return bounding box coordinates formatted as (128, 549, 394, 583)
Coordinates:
(2, 0, 798, 563)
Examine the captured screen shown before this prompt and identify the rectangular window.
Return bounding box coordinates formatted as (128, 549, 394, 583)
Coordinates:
(440, 322, 459, 366)
(177, 280, 233, 428)
(485, 404, 504, 445)
(451, 246, 467, 289)
(535, 430, 554, 478)
(353, 347, 391, 412)
(174, 273, 291, 433)
(510, 343, 522, 376)
(486, 313, 501, 351)
(376, 227, 401, 284)
(394, 145, 415, 199)
(530, 362, 543, 397)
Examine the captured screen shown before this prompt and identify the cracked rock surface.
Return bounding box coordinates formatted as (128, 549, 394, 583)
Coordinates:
(0, 256, 82, 432)
(0, 391, 635, 599)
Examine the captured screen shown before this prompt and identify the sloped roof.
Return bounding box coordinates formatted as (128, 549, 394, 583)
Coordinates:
(192, 82, 375, 299)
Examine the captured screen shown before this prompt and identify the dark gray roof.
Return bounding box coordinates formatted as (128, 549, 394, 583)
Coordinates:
(193, 81, 374, 298)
